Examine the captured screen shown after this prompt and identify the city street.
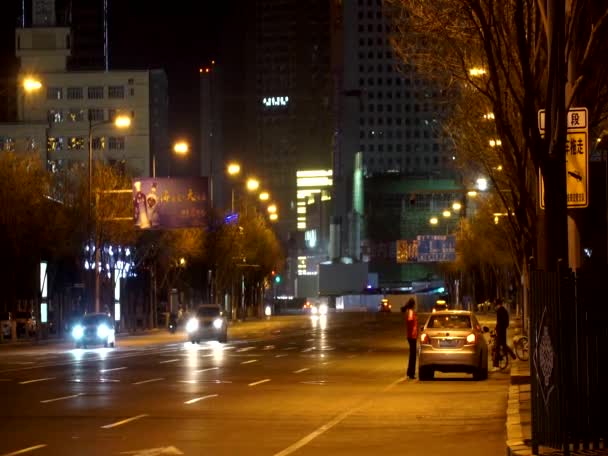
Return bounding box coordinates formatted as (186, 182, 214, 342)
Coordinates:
(0, 313, 510, 456)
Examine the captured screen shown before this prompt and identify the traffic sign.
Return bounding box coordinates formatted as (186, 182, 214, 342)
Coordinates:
(538, 107, 589, 209)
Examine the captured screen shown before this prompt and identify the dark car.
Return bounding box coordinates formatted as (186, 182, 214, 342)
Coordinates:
(186, 304, 228, 343)
(71, 313, 116, 348)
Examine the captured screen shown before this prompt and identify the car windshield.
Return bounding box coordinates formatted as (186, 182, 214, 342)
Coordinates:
(83, 315, 111, 326)
(427, 314, 471, 329)
(197, 307, 221, 317)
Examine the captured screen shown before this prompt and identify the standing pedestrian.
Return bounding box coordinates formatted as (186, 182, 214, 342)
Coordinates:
(404, 298, 418, 380)
(492, 297, 516, 371)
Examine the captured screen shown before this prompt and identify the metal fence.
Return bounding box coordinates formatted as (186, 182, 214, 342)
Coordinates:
(530, 267, 608, 454)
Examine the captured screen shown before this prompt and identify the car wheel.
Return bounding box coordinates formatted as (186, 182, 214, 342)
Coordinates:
(419, 366, 434, 381)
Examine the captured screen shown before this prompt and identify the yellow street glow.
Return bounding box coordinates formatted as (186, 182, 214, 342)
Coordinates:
(246, 178, 259, 192)
(442, 210, 451, 218)
(259, 192, 270, 201)
(269, 213, 278, 221)
(430, 217, 439, 225)
(173, 141, 189, 155)
(467, 191, 478, 197)
(267, 204, 277, 214)
(23, 77, 42, 92)
(452, 202, 462, 211)
(227, 163, 241, 175)
(469, 67, 487, 77)
(114, 115, 131, 128)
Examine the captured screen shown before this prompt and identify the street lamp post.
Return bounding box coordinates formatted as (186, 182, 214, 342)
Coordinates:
(227, 162, 241, 213)
(89, 113, 131, 313)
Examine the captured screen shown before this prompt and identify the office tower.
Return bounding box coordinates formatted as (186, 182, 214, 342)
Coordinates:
(331, 0, 457, 259)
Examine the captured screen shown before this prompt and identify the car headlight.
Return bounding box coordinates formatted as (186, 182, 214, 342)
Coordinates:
(318, 304, 328, 315)
(186, 318, 199, 333)
(311, 306, 318, 315)
(72, 325, 84, 340)
(97, 324, 110, 338)
(213, 318, 223, 329)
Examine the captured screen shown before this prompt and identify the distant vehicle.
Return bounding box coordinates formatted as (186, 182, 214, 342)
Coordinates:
(418, 310, 489, 381)
(432, 299, 448, 313)
(71, 313, 116, 348)
(378, 298, 392, 312)
(302, 300, 328, 316)
(186, 304, 228, 343)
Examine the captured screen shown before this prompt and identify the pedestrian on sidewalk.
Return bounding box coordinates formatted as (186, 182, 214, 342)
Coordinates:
(492, 297, 516, 371)
(404, 298, 418, 380)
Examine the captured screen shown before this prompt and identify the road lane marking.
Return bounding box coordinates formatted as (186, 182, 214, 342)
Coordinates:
(100, 367, 127, 373)
(132, 377, 164, 385)
(306, 339, 315, 342)
(195, 367, 218, 373)
(236, 346, 255, 352)
(262, 345, 275, 350)
(40, 393, 82, 404)
(19, 377, 55, 385)
(275, 354, 288, 358)
(248, 379, 270, 387)
(241, 359, 258, 365)
(101, 414, 148, 429)
(184, 394, 218, 405)
(293, 368, 309, 374)
(0, 444, 47, 455)
(274, 376, 403, 456)
(283, 347, 297, 351)
(302, 347, 315, 352)
(159, 358, 179, 364)
(178, 380, 197, 384)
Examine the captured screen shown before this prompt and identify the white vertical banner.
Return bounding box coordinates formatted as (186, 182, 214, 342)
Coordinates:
(40, 261, 48, 323)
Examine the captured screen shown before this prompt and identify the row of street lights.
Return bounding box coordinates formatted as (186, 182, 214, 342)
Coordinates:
(226, 161, 279, 222)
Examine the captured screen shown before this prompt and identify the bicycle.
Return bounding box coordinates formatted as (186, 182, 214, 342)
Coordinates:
(513, 334, 529, 361)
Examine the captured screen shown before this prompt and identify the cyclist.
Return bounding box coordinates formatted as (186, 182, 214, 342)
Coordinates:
(492, 297, 516, 371)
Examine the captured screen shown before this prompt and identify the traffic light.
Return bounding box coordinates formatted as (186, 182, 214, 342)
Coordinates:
(275, 275, 281, 284)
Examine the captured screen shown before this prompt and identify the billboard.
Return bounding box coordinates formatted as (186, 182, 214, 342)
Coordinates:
(132, 177, 208, 229)
(416, 235, 456, 262)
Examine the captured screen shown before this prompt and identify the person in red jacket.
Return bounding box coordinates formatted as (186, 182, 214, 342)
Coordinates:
(404, 298, 418, 380)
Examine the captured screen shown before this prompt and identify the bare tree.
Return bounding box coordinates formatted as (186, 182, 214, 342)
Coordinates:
(387, 0, 608, 272)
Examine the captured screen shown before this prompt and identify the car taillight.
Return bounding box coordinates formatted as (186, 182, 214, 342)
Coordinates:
(420, 333, 429, 344)
(466, 333, 476, 344)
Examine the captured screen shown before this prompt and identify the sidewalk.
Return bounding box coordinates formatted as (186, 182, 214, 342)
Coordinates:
(506, 359, 608, 456)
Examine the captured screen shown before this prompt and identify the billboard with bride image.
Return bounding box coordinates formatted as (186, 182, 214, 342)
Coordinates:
(132, 177, 208, 229)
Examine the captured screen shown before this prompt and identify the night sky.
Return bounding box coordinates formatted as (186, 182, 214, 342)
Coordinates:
(0, 0, 233, 173)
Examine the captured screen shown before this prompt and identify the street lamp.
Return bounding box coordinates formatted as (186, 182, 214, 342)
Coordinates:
(227, 162, 241, 213)
(89, 113, 131, 313)
(173, 141, 189, 155)
(267, 204, 277, 214)
(246, 178, 260, 192)
(259, 191, 270, 202)
(269, 213, 278, 222)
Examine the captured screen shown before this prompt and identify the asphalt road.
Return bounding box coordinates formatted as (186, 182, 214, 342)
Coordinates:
(0, 313, 510, 456)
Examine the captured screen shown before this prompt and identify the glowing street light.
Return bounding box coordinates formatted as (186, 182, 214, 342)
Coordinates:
(476, 178, 488, 191)
(246, 178, 260, 192)
(227, 162, 241, 176)
(259, 191, 270, 201)
(267, 204, 277, 214)
(442, 210, 451, 218)
(430, 217, 439, 225)
(469, 67, 487, 77)
(22, 77, 42, 93)
(452, 202, 462, 211)
(269, 213, 278, 222)
(173, 141, 189, 155)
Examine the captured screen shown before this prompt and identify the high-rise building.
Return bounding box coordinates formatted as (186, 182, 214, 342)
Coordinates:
(217, 0, 333, 239)
(331, 0, 458, 259)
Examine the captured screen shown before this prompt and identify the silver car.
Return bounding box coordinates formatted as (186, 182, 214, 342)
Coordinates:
(418, 310, 488, 381)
